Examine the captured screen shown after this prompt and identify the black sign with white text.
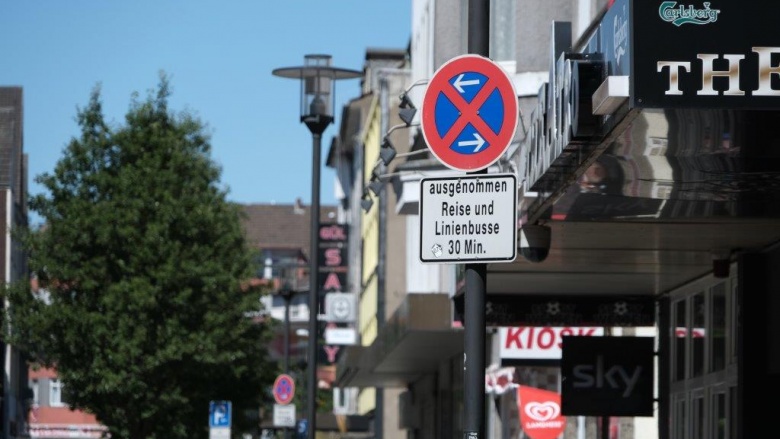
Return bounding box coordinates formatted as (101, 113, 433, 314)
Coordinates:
(454, 294, 656, 327)
(561, 336, 655, 416)
(631, 0, 780, 108)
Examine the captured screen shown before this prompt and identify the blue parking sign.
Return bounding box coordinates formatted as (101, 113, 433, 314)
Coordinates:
(296, 419, 308, 439)
(209, 400, 231, 428)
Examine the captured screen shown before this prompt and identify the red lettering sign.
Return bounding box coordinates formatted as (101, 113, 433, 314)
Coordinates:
(500, 327, 604, 360)
(324, 248, 342, 266)
(323, 345, 340, 363)
(322, 272, 343, 291)
(319, 224, 348, 242)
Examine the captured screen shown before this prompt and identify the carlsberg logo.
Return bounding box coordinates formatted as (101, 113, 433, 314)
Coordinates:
(659, 1, 720, 26)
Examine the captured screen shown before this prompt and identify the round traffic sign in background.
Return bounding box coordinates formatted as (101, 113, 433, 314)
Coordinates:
(421, 54, 518, 172)
(273, 374, 296, 405)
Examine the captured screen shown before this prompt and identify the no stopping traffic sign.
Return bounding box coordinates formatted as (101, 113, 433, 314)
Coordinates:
(273, 374, 295, 405)
(421, 54, 518, 172)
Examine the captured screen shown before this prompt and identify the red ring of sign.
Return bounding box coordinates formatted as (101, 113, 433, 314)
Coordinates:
(421, 54, 518, 172)
(273, 374, 296, 405)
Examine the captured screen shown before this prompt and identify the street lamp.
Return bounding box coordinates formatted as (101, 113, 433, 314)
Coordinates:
(272, 54, 361, 439)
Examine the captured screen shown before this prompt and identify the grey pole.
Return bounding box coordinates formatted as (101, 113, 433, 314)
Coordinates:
(273, 54, 361, 439)
(375, 75, 391, 439)
(307, 132, 322, 439)
(283, 292, 291, 375)
(464, 1, 490, 438)
(283, 291, 291, 439)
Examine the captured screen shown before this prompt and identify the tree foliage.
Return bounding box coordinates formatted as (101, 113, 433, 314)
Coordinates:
(4, 76, 278, 439)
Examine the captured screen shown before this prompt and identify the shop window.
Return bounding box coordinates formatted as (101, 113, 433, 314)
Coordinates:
(692, 292, 705, 377)
(712, 390, 726, 439)
(710, 282, 727, 372)
(673, 396, 687, 439)
(674, 300, 687, 381)
(692, 394, 704, 439)
(669, 270, 740, 439)
(730, 281, 738, 365)
(729, 386, 738, 439)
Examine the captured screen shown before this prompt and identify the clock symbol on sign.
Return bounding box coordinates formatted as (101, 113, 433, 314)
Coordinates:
(332, 297, 350, 320)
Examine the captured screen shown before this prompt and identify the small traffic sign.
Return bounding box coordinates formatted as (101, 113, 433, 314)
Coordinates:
(273, 374, 296, 405)
(209, 400, 232, 428)
(419, 173, 517, 263)
(297, 419, 308, 439)
(421, 54, 518, 172)
(273, 403, 297, 428)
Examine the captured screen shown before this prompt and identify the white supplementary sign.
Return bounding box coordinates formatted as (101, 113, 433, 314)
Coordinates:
(420, 174, 517, 264)
(499, 326, 605, 360)
(325, 327, 357, 345)
(274, 404, 296, 428)
(209, 428, 230, 439)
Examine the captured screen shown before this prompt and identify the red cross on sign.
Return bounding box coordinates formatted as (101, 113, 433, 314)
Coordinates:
(421, 54, 518, 172)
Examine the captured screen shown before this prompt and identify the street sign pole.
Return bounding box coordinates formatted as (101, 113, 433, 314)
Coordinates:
(466, 2, 490, 439)
(420, 3, 516, 438)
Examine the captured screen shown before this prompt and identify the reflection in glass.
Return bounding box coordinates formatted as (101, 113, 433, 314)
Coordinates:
(730, 386, 738, 439)
(675, 300, 687, 381)
(692, 293, 705, 377)
(713, 391, 726, 439)
(674, 398, 687, 439)
(693, 396, 704, 439)
(711, 282, 727, 372)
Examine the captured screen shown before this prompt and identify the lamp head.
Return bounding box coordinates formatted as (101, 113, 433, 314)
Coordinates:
(380, 139, 397, 166)
(360, 196, 374, 212)
(368, 179, 385, 196)
(272, 54, 361, 135)
(398, 93, 417, 126)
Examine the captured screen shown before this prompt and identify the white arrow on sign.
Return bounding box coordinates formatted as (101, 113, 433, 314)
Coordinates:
(458, 132, 486, 152)
(453, 74, 480, 93)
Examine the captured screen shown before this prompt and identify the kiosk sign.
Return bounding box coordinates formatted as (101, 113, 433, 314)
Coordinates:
(421, 54, 519, 172)
(420, 174, 517, 264)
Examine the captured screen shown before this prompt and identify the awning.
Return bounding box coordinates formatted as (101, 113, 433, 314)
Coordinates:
(336, 294, 463, 388)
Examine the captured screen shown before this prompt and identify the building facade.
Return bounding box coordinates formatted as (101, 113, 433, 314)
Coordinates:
(336, 0, 780, 438)
(0, 86, 33, 439)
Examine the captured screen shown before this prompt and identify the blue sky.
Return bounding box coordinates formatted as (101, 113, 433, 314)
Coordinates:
(1, 1, 410, 219)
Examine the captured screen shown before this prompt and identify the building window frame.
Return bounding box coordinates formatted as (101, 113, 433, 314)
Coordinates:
(49, 378, 65, 407)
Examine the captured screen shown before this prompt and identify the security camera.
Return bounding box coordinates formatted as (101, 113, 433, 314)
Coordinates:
(519, 224, 551, 263)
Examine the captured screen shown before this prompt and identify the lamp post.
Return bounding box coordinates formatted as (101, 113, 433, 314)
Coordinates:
(276, 280, 295, 439)
(272, 54, 361, 439)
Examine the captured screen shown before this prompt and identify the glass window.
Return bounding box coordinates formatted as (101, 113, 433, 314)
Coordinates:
(30, 379, 39, 406)
(692, 292, 705, 377)
(458, 0, 516, 63)
(711, 282, 727, 372)
(490, 0, 516, 62)
(50, 379, 64, 406)
(712, 391, 726, 439)
(729, 386, 738, 439)
(730, 281, 738, 365)
(674, 300, 687, 381)
(692, 395, 704, 439)
(674, 397, 687, 439)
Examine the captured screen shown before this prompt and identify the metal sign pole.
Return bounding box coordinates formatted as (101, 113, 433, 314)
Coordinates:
(464, 1, 490, 437)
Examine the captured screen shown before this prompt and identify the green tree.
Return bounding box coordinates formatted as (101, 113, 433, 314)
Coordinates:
(4, 76, 278, 439)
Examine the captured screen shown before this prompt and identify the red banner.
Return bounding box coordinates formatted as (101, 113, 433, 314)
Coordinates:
(517, 385, 566, 439)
